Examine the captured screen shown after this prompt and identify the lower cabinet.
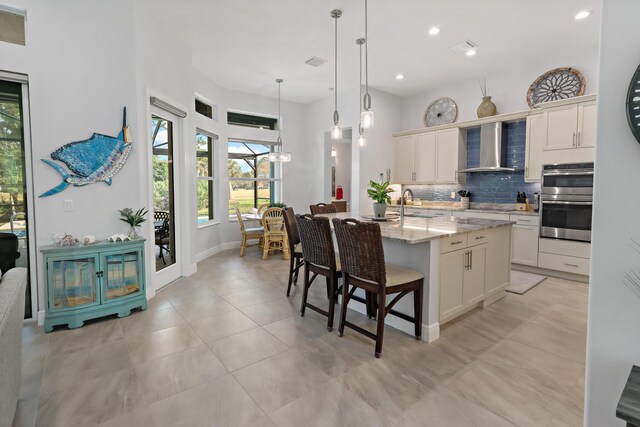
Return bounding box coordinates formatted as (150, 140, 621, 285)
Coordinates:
(41, 239, 147, 332)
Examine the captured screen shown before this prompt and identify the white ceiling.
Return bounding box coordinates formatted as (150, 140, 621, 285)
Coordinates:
(143, 0, 601, 104)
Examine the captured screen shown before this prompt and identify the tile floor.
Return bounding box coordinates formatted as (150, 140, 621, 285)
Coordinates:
(13, 248, 588, 427)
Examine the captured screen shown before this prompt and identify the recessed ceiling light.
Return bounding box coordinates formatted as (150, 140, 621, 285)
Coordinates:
(466, 49, 477, 57)
(574, 10, 591, 20)
(395, 74, 404, 80)
(428, 26, 440, 36)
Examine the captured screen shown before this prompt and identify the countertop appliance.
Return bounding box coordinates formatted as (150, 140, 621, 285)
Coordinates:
(540, 162, 593, 242)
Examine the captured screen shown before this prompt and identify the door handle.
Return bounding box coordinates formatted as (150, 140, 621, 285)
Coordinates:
(470, 250, 473, 270)
(464, 251, 470, 270)
(564, 263, 579, 268)
(577, 132, 581, 146)
(572, 132, 576, 147)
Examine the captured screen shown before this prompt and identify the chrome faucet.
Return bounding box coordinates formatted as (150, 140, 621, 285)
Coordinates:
(400, 188, 414, 224)
(10, 212, 25, 234)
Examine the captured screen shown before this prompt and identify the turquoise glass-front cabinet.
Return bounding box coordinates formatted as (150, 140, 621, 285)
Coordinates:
(41, 239, 147, 332)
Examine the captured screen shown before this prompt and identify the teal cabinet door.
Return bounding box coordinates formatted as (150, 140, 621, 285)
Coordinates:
(100, 248, 144, 303)
(47, 254, 100, 312)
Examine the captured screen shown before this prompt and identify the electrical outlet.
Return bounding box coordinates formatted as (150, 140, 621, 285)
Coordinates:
(63, 200, 73, 211)
(450, 192, 456, 199)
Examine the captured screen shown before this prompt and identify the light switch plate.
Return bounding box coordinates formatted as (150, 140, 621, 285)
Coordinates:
(450, 192, 456, 199)
(63, 200, 73, 211)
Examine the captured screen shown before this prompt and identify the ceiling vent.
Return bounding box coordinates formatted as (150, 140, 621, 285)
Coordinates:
(450, 40, 478, 55)
(305, 56, 327, 67)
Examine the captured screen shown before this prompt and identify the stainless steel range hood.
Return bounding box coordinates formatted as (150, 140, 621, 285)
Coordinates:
(458, 122, 518, 173)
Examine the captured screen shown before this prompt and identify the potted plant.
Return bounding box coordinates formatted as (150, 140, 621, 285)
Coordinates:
(118, 207, 148, 240)
(367, 180, 392, 218)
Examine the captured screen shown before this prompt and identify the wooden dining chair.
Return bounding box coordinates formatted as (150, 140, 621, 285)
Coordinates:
(262, 208, 289, 260)
(235, 206, 264, 257)
(332, 217, 424, 358)
(295, 214, 342, 331)
(309, 203, 337, 216)
(257, 203, 270, 216)
(282, 207, 304, 296)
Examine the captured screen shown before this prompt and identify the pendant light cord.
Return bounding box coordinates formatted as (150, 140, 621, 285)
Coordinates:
(334, 13, 338, 122)
(359, 40, 364, 134)
(278, 81, 281, 140)
(364, 0, 368, 93)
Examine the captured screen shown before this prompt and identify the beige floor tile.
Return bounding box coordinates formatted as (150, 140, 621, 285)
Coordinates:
(47, 319, 123, 356)
(239, 297, 299, 325)
(223, 288, 282, 309)
(21, 333, 50, 366)
(263, 314, 331, 347)
(447, 361, 558, 427)
(548, 398, 583, 427)
(204, 278, 256, 296)
(149, 374, 265, 427)
(209, 327, 288, 371)
(118, 305, 185, 336)
(173, 296, 235, 323)
(190, 309, 258, 343)
(135, 344, 227, 403)
(512, 316, 586, 364)
(40, 339, 133, 395)
(36, 368, 146, 427)
(145, 292, 173, 311)
(20, 356, 45, 400)
(454, 305, 528, 340)
(11, 397, 39, 427)
(481, 339, 584, 399)
(296, 331, 373, 378)
(566, 373, 585, 410)
(397, 387, 515, 427)
(97, 407, 154, 427)
(336, 358, 430, 425)
(484, 295, 542, 323)
(268, 380, 384, 427)
(165, 286, 217, 306)
(243, 415, 276, 427)
(233, 348, 332, 413)
(124, 323, 204, 364)
(436, 323, 499, 363)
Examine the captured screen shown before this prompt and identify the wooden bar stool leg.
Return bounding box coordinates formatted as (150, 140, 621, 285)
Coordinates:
(240, 235, 246, 257)
(300, 263, 310, 316)
(374, 292, 386, 358)
(286, 255, 296, 296)
(414, 284, 423, 340)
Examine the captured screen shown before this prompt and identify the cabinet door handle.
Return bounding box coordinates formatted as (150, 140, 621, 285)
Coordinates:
(564, 263, 579, 268)
(572, 132, 576, 147)
(525, 166, 528, 177)
(451, 240, 463, 246)
(464, 251, 470, 270)
(470, 250, 473, 270)
(578, 131, 581, 146)
(475, 235, 485, 240)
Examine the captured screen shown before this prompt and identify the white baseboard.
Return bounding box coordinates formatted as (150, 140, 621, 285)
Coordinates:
(512, 264, 589, 283)
(195, 241, 241, 263)
(424, 322, 440, 342)
(37, 310, 45, 326)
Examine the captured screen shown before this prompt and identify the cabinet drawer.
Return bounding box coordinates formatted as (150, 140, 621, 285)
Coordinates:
(509, 215, 540, 226)
(539, 238, 590, 258)
(468, 229, 491, 246)
(538, 252, 590, 275)
(453, 211, 509, 221)
(441, 234, 468, 253)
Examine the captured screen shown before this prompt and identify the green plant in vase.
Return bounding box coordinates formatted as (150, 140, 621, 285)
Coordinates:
(118, 207, 148, 240)
(367, 180, 392, 218)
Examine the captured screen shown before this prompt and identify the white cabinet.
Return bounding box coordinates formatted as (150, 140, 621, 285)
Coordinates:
(538, 238, 590, 276)
(393, 128, 464, 184)
(484, 225, 511, 299)
(510, 215, 539, 267)
(439, 244, 486, 322)
(542, 99, 596, 164)
(525, 113, 545, 182)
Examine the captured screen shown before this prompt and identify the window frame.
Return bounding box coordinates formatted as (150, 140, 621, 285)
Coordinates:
(196, 129, 218, 227)
(227, 138, 281, 217)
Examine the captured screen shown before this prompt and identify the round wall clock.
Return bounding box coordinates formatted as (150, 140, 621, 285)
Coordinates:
(424, 97, 457, 127)
(626, 64, 640, 144)
(527, 67, 585, 108)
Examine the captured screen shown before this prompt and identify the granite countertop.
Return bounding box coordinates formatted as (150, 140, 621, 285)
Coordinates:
(386, 204, 539, 217)
(322, 212, 515, 244)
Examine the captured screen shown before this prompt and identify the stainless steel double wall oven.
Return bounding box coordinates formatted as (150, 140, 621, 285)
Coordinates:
(540, 162, 594, 243)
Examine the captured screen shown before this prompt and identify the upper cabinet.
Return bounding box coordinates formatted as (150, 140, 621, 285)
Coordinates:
(525, 113, 546, 182)
(542, 98, 597, 164)
(394, 128, 464, 184)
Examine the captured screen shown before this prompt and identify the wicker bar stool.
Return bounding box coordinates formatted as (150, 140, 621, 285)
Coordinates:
(262, 208, 290, 260)
(332, 217, 424, 358)
(282, 207, 304, 296)
(309, 203, 337, 216)
(295, 214, 342, 331)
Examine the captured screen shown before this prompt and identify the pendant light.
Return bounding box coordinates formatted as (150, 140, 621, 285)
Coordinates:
(361, 0, 374, 129)
(356, 38, 367, 147)
(268, 78, 292, 162)
(330, 9, 342, 140)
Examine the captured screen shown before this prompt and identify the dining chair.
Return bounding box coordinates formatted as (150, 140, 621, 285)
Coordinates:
(154, 211, 171, 264)
(309, 203, 337, 216)
(235, 206, 264, 257)
(257, 203, 270, 216)
(262, 208, 290, 260)
(332, 217, 424, 358)
(295, 214, 342, 331)
(282, 207, 303, 296)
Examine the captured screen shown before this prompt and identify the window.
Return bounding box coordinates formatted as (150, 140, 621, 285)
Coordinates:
(228, 140, 279, 215)
(195, 99, 212, 119)
(227, 111, 277, 130)
(196, 131, 217, 223)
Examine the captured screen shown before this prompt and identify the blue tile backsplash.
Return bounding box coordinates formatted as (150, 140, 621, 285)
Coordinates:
(409, 121, 541, 204)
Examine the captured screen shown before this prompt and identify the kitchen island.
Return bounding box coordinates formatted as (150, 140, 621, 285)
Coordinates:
(322, 213, 514, 342)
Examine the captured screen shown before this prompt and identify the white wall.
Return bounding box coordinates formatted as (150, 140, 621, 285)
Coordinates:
(585, 1, 640, 425)
(332, 140, 352, 203)
(401, 50, 600, 130)
(0, 0, 139, 314)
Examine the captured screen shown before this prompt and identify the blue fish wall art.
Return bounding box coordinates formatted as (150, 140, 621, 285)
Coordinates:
(39, 107, 132, 197)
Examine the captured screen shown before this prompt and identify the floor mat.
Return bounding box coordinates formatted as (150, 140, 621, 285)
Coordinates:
(506, 270, 547, 295)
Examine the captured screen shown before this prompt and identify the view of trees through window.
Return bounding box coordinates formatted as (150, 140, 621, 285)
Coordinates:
(228, 141, 276, 214)
(196, 132, 214, 223)
(0, 84, 25, 233)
